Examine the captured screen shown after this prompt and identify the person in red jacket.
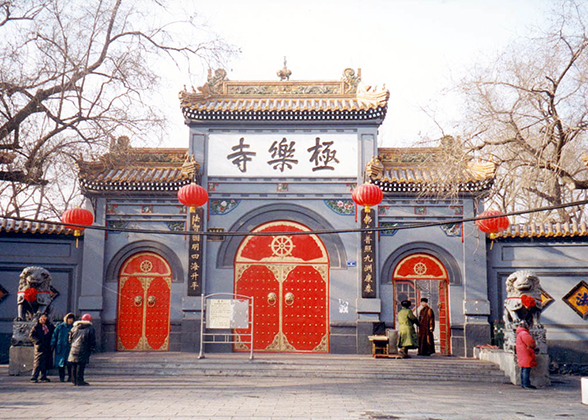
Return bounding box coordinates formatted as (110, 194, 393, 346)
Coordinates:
(516, 320, 537, 389)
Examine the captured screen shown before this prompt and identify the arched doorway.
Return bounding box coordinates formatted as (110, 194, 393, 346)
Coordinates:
(234, 221, 330, 353)
(117, 252, 172, 351)
(393, 253, 451, 354)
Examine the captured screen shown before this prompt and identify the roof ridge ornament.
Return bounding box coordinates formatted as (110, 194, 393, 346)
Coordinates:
(206, 68, 228, 94)
(342, 68, 361, 94)
(277, 57, 292, 81)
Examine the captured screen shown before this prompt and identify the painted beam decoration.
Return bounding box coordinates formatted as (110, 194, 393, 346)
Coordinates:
(361, 208, 376, 298)
(187, 208, 204, 296)
(208, 134, 357, 177)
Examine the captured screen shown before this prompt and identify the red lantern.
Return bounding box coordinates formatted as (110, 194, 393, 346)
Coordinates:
(352, 183, 383, 213)
(178, 183, 208, 213)
(475, 210, 510, 239)
(62, 208, 94, 236)
(62, 207, 94, 248)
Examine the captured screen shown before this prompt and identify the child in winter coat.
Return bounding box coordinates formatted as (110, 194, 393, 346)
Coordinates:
(516, 320, 537, 389)
(51, 313, 75, 382)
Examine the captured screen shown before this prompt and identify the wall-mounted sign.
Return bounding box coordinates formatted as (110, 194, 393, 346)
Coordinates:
(208, 134, 357, 177)
(187, 208, 204, 296)
(361, 208, 376, 298)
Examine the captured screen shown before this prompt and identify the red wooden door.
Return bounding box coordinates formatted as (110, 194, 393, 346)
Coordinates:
(117, 252, 172, 351)
(234, 221, 329, 353)
(438, 279, 450, 354)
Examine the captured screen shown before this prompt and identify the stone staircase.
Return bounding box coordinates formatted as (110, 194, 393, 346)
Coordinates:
(86, 352, 509, 383)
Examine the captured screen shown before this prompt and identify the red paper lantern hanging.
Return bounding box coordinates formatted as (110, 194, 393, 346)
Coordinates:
(62, 207, 94, 236)
(178, 183, 208, 213)
(62, 207, 94, 247)
(352, 183, 383, 213)
(475, 210, 510, 242)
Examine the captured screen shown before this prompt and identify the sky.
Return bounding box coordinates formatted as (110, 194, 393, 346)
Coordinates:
(158, 0, 555, 149)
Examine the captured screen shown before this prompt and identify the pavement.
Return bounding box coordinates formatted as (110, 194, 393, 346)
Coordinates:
(0, 365, 586, 420)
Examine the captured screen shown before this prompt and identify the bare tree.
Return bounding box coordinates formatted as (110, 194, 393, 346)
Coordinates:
(0, 0, 237, 219)
(448, 0, 588, 223)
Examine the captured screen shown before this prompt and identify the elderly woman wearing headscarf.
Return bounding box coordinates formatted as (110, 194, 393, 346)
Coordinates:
(397, 300, 419, 358)
(51, 313, 75, 382)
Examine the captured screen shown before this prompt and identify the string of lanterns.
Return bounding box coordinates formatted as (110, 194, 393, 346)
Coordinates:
(60, 182, 509, 250)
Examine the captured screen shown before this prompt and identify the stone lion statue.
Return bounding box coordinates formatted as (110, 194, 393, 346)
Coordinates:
(16, 266, 53, 321)
(503, 270, 545, 353)
(503, 270, 542, 328)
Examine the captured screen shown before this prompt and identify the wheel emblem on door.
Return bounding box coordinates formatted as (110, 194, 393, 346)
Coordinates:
(271, 236, 294, 256)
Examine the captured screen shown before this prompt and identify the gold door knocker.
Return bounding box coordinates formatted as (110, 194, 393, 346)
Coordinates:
(147, 296, 156, 307)
(267, 292, 277, 306)
(134, 295, 143, 306)
(285, 292, 295, 306)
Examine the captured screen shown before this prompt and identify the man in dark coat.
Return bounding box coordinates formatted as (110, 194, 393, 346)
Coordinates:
(418, 298, 435, 356)
(68, 313, 96, 386)
(29, 312, 55, 382)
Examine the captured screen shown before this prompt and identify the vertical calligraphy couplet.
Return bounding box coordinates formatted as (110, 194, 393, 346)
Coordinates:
(187, 207, 204, 296)
(361, 208, 376, 298)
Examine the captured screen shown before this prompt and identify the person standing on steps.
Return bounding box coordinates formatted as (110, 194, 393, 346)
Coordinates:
(397, 300, 419, 358)
(52, 313, 75, 382)
(516, 320, 537, 389)
(29, 312, 55, 383)
(418, 298, 435, 356)
(68, 313, 96, 386)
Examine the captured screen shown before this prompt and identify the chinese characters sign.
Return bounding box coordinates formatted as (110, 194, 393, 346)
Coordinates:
(187, 208, 204, 296)
(208, 134, 357, 177)
(361, 208, 376, 298)
(562, 280, 588, 319)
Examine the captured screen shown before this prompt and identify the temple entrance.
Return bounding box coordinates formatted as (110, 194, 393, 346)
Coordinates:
(116, 252, 172, 351)
(234, 221, 329, 353)
(393, 253, 451, 355)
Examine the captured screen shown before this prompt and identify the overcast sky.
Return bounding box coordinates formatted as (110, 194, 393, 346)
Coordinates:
(159, 0, 554, 149)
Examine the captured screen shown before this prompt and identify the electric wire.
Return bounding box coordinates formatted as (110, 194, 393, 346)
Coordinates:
(2, 198, 588, 238)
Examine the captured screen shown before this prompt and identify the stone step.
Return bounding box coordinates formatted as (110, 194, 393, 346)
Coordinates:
(86, 353, 509, 383)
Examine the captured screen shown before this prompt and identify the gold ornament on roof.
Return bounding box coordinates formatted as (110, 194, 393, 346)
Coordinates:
(342, 68, 361, 94)
(277, 57, 292, 81)
(366, 156, 384, 180)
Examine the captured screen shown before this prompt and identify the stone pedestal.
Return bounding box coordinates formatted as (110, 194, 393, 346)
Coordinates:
(475, 348, 550, 387)
(9, 346, 34, 376)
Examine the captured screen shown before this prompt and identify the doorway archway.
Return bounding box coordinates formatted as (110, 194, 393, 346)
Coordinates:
(234, 221, 330, 353)
(393, 253, 451, 354)
(116, 252, 172, 351)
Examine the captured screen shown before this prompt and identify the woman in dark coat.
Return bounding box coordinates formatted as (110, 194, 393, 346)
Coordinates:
(29, 313, 55, 382)
(68, 313, 96, 386)
(51, 313, 75, 382)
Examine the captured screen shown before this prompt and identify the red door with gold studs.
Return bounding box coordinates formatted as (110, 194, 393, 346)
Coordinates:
(117, 252, 172, 351)
(234, 221, 329, 353)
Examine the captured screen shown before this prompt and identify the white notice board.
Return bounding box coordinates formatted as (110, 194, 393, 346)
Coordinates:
(206, 299, 249, 329)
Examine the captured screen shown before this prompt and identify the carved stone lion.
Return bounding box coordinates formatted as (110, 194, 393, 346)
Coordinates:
(16, 266, 53, 321)
(503, 270, 542, 328)
(503, 270, 545, 353)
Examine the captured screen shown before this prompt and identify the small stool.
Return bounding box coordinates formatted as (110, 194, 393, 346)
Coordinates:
(368, 335, 389, 357)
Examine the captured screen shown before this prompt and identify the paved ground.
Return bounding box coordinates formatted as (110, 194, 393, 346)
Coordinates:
(0, 366, 585, 420)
